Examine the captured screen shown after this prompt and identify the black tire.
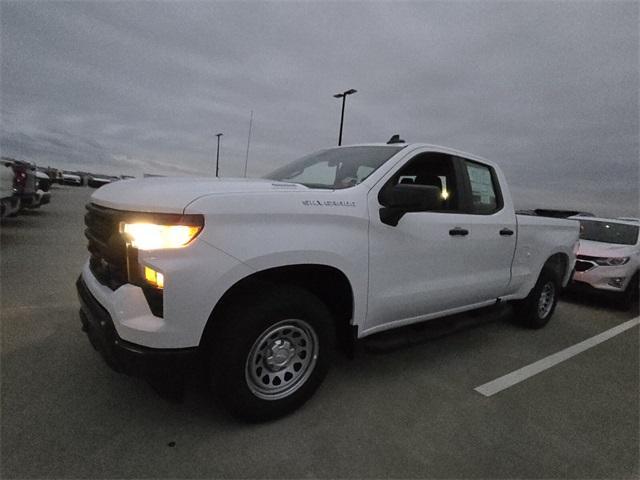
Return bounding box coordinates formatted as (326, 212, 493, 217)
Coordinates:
(513, 267, 560, 329)
(621, 273, 639, 310)
(208, 283, 334, 421)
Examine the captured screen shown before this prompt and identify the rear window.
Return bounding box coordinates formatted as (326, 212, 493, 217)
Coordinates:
(578, 220, 639, 245)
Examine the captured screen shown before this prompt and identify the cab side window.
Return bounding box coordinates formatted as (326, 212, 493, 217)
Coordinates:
(387, 152, 460, 211)
(464, 160, 500, 214)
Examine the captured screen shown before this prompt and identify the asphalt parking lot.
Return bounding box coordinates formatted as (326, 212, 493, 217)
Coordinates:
(1, 185, 638, 479)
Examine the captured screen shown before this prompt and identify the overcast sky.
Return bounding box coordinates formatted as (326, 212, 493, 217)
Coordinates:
(1, 0, 638, 215)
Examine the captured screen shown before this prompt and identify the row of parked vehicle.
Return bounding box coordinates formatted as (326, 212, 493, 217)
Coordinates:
(60, 171, 130, 188)
(1, 157, 137, 218)
(0, 158, 53, 218)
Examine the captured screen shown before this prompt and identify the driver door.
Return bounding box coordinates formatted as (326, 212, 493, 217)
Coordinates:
(365, 151, 486, 333)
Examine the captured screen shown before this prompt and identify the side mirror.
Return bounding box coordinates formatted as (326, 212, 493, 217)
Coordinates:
(379, 184, 442, 226)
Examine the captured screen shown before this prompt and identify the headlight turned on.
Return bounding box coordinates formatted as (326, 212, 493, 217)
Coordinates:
(121, 215, 203, 250)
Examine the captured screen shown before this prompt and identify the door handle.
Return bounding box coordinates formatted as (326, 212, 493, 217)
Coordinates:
(500, 228, 514, 236)
(449, 228, 469, 236)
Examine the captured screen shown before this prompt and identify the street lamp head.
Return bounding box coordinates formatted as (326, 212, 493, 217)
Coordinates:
(215, 133, 223, 137)
(333, 89, 357, 98)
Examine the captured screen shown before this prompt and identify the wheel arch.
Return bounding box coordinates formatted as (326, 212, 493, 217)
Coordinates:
(200, 263, 356, 355)
(542, 251, 570, 285)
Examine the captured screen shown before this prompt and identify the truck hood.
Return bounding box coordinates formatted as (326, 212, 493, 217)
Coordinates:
(90, 177, 307, 213)
(577, 239, 635, 258)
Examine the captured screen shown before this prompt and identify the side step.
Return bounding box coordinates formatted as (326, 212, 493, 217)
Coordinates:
(363, 303, 510, 353)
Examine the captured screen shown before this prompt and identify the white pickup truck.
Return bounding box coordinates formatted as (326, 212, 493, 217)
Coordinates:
(77, 142, 579, 420)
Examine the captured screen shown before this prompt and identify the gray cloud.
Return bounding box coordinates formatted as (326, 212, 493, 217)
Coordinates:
(1, 0, 637, 216)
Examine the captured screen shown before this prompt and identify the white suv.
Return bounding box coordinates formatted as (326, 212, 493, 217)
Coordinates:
(571, 216, 639, 307)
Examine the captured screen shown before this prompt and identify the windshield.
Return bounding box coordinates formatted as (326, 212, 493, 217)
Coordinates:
(578, 220, 639, 245)
(264, 146, 405, 189)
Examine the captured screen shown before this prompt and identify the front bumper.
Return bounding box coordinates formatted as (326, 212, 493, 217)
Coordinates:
(17, 193, 37, 208)
(76, 275, 197, 378)
(23, 191, 50, 209)
(1, 196, 20, 217)
(38, 191, 50, 206)
(572, 264, 633, 292)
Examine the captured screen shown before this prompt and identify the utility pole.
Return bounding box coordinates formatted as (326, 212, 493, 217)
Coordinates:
(215, 133, 223, 177)
(244, 110, 253, 178)
(333, 89, 357, 146)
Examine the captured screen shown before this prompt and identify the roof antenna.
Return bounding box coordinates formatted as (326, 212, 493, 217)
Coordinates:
(387, 134, 405, 144)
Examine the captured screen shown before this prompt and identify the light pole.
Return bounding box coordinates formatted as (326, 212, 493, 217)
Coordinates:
(215, 133, 223, 177)
(333, 88, 357, 146)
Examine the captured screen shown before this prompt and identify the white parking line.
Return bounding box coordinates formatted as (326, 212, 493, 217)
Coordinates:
(475, 317, 640, 397)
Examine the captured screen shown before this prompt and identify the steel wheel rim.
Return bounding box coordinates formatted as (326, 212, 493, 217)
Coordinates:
(538, 282, 555, 319)
(245, 319, 319, 400)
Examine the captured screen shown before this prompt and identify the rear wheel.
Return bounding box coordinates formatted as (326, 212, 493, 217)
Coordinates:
(208, 284, 333, 421)
(513, 267, 560, 329)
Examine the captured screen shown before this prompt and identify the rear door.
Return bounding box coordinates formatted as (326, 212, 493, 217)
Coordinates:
(456, 157, 517, 299)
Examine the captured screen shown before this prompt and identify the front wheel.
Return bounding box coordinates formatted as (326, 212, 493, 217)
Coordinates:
(621, 273, 639, 310)
(208, 284, 333, 421)
(513, 267, 560, 329)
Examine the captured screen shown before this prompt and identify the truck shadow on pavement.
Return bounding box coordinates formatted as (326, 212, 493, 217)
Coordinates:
(133, 293, 638, 426)
(17, 294, 630, 435)
(561, 289, 639, 315)
(0, 209, 47, 227)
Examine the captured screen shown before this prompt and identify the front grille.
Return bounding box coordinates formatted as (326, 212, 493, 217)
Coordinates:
(575, 260, 595, 272)
(85, 203, 130, 289)
(84, 203, 163, 317)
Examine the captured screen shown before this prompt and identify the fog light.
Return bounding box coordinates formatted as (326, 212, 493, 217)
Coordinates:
(607, 277, 625, 289)
(144, 266, 164, 289)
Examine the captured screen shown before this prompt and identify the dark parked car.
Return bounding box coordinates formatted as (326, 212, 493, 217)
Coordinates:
(62, 172, 82, 186)
(12, 161, 39, 209)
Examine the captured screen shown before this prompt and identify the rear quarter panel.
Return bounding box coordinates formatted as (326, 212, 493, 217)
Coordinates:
(507, 215, 579, 298)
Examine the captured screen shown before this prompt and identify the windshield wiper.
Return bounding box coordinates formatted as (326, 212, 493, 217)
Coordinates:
(297, 183, 335, 190)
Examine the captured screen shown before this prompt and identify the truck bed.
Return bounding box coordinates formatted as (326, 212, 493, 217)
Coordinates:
(509, 214, 579, 296)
